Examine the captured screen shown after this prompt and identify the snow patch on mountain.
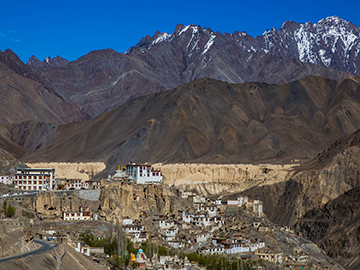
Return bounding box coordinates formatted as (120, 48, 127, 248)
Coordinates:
(152, 33, 172, 45)
(179, 25, 190, 36)
(295, 27, 319, 64)
(202, 34, 216, 55)
(319, 49, 331, 67)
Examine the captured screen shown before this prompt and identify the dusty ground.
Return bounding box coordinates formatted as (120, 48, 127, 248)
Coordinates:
(0, 244, 104, 270)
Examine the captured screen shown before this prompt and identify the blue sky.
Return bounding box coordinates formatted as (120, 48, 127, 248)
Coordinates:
(1, 0, 360, 63)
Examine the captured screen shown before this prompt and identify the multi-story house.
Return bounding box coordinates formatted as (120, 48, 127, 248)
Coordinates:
(125, 162, 162, 184)
(13, 168, 55, 191)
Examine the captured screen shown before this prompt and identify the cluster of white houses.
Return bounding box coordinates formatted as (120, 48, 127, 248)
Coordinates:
(122, 218, 148, 243)
(124, 191, 267, 256)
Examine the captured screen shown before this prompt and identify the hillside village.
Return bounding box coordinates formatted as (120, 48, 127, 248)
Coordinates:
(0, 163, 342, 270)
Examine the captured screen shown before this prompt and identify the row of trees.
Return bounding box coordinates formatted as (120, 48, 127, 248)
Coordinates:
(78, 223, 265, 270)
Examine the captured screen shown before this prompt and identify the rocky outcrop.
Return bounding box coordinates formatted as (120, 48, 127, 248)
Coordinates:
(98, 182, 193, 222)
(0, 149, 25, 175)
(21, 191, 99, 218)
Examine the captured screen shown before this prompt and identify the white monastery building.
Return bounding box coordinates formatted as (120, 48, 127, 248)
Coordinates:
(125, 162, 162, 184)
(63, 206, 91, 221)
(0, 175, 12, 185)
(13, 168, 55, 191)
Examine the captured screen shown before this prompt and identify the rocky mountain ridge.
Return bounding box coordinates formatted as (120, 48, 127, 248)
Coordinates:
(128, 16, 360, 75)
(26, 55, 69, 69)
(0, 50, 89, 124)
(24, 16, 356, 119)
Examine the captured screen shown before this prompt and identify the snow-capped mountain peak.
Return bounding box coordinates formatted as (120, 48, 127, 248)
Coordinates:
(152, 32, 172, 45)
(126, 16, 360, 75)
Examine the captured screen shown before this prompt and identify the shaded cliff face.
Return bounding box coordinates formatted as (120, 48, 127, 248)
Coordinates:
(244, 142, 360, 226)
(295, 187, 360, 270)
(272, 130, 360, 225)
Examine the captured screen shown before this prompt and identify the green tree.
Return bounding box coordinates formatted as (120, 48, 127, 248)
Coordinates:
(126, 238, 138, 254)
(3, 200, 16, 217)
(3, 200, 7, 212)
(187, 252, 199, 262)
(6, 205, 16, 217)
(108, 254, 125, 269)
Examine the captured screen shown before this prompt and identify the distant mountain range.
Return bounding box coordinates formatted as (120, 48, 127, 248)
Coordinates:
(27, 55, 69, 69)
(21, 16, 359, 119)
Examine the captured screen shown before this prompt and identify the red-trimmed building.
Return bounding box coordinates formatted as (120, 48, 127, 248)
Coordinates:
(126, 162, 162, 184)
(13, 168, 55, 191)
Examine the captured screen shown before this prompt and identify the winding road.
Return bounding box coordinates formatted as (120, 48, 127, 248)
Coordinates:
(0, 239, 55, 263)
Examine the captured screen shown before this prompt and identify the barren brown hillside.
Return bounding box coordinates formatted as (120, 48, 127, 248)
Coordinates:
(0, 50, 89, 124)
(16, 75, 360, 177)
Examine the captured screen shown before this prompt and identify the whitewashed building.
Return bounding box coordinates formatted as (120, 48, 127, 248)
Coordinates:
(237, 196, 249, 206)
(124, 225, 145, 234)
(193, 214, 211, 227)
(200, 245, 225, 255)
(195, 203, 217, 217)
(168, 241, 183, 249)
(123, 218, 133, 225)
(0, 175, 12, 185)
(65, 179, 82, 190)
(159, 220, 176, 229)
(193, 195, 206, 203)
(126, 162, 162, 184)
(182, 212, 194, 223)
(13, 168, 55, 191)
(160, 228, 178, 238)
(196, 233, 211, 243)
(227, 200, 239, 206)
(63, 206, 91, 221)
(131, 231, 147, 243)
(253, 200, 263, 217)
